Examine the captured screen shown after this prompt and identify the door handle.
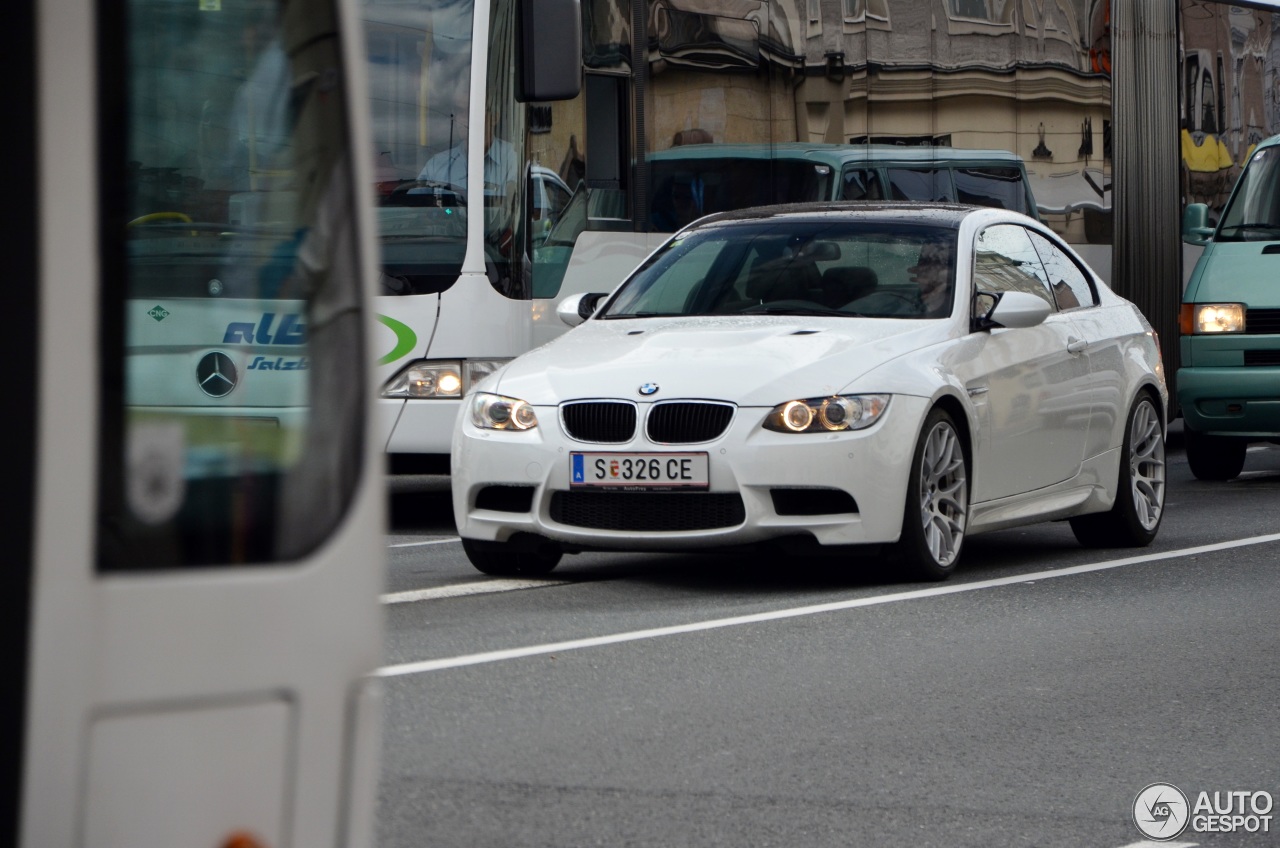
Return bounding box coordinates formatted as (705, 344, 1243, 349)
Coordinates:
(1066, 337, 1088, 354)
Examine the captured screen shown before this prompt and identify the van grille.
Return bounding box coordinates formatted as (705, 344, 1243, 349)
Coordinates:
(1246, 308, 1280, 334)
(646, 402, 735, 443)
(561, 401, 637, 443)
(550, 491, 745, 531)
(1243, 349, 1280, 366)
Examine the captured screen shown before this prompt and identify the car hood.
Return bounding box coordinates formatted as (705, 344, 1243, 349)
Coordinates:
(493, 315, 954, 406)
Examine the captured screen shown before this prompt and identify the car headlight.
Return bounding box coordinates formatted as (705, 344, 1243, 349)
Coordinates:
(763, 394, 890, 433)
(470, 392, 538, 431)
(1181, 303, 1245, 334)
(382, 359, 511, 399)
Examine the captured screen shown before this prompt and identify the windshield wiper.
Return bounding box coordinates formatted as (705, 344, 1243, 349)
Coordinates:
(602, 311, 689, 319)
(741, 305, 857, 317)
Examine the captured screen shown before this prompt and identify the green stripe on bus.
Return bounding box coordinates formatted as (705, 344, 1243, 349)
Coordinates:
(376, 314, 418, 365)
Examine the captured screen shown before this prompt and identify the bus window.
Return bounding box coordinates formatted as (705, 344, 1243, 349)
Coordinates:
(103, 0, 366, 568)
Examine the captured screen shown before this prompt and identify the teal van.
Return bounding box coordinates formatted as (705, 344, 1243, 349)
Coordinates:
(1180, 133, 1280, 479)
(647, 143, 1039, 231)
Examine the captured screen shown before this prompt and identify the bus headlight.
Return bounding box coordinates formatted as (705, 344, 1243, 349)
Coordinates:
(763, 394, 890, 433)
(470, 392, 538, 431)
(382, 359, 511, 399)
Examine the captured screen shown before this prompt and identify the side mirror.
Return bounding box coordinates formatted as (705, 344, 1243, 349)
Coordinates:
(518, 0, 582, 102)
(556, 292, 606, 327)
(1183, 202, 1214, 246)
(974, 290, 1053, 331)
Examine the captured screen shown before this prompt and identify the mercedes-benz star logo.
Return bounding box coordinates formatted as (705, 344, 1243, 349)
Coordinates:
(197, 351, 238, 398)
(1133, 783, 1190, 841)
(638, 383, 659, 396)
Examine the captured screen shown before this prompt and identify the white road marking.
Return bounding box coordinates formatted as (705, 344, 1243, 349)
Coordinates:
(1115, 842, 1197, 847)
(376, 532, 1280, 678)
(382, 578, 570, 604)
(388, 537, 461, 549)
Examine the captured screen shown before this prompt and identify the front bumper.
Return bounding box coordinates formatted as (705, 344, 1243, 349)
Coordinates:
(1177, 366, 1280, 437)
(451, 395, 930, 551)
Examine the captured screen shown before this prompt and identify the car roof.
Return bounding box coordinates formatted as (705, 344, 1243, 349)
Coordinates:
(690, 201, 982, 229)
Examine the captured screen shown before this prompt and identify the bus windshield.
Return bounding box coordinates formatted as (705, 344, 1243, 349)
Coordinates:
(365, 0, 476, 295)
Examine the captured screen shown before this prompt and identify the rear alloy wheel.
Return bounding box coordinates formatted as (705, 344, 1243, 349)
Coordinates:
(461, 537, 563, 576)
(1070, 394, 1165, 548)
(1184, 427, 1247, 481)
(893, 408, 968, 581)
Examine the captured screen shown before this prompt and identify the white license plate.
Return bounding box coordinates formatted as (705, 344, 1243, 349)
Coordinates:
(570, 452, 709, 489)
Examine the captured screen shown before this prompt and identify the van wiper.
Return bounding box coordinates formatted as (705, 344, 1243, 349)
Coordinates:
(1218, 222, 1280, 239)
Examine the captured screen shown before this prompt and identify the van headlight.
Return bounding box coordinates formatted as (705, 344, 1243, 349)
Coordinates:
(470, 392, 539, 431)
(1182, 303, 1245, 334)
(382, 359, 510, 398)
(763, 395, 890, 433)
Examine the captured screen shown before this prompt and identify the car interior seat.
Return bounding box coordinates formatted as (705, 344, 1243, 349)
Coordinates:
(819, 266, 878, 309)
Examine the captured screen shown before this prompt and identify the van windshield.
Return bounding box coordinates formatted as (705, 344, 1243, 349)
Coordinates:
(1217, 147, 1280, 241)
(649, 158, 834, 230)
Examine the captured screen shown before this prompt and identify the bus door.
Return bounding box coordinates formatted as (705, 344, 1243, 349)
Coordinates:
(9, 0, 385, 845)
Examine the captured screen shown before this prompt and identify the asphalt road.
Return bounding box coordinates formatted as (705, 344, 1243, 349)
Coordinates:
(376, 429, 1280, 848)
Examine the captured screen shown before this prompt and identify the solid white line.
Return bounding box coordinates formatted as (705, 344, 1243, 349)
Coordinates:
(1115, 842, 1197, 847)
(375, 532, 1280, 678)
(388, 537, 461, 549)
(382, 578, 570, 604)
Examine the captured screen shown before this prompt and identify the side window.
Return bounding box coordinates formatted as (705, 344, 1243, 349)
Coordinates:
(886, 168, 956, 203)
(953, 166, 1028, 215)
(1027, 230, 1097, 310)
(973, 224, 1055, 308)
(841, 168, 885, 201)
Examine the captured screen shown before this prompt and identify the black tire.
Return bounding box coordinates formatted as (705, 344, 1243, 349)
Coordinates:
(461, 537, 562, 576)
(891, 408, 969, 581)
(1184, 427, 1247, 481)
(1070, 394, 1165, 548)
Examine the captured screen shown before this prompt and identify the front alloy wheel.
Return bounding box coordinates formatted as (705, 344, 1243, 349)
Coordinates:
(893, 408, 969, 580)
(1070, 393, 1165, 547)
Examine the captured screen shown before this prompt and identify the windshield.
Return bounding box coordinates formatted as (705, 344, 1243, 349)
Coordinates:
(365, 0, 475, 294)
(602, 220, 959, 320)
(1217, 147, 1280, 241)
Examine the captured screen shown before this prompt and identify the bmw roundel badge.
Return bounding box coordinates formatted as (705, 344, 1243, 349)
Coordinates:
(638, 383, 659, 396)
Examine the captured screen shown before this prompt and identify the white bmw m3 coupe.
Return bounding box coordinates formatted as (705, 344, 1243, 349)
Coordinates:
(452, 203, 1167, 580)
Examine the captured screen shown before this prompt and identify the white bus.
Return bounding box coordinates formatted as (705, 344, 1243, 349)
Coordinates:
(8, 0, 386, 844)
(368, 0, 1259, 458)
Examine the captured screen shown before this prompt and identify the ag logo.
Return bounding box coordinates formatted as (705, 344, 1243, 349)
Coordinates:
(638, 383, 659, 396)
(1133, 783, 1190, 841)
(197, 351, 238, 398)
